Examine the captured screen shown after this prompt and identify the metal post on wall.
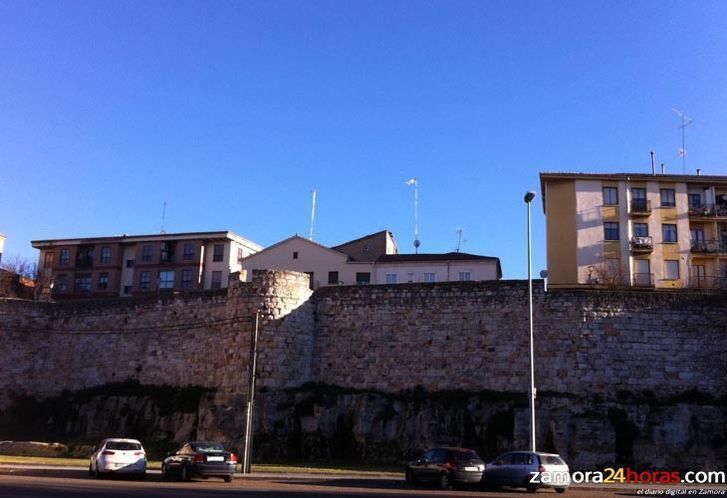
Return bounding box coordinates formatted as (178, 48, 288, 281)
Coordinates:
(243, 310, 260, 474)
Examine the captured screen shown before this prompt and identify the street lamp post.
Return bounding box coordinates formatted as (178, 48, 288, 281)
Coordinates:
(524, 190, 537, 452)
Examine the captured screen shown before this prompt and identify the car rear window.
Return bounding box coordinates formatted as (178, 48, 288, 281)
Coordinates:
(453, 450, 480, 461)
(106, 442, 141, 451)
(541, 455, 566, 465)
(192, 443, 225, 453)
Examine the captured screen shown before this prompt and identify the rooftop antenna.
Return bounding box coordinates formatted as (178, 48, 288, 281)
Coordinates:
(671, 108, 693, 174)
(405, 178, 420, 253)
(160, 201, 168, 234)
(455, 227, 464, 252)
(309, 190, 317, 241)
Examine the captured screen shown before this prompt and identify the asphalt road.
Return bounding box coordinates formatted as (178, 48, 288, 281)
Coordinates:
(0, 467, 686, 498)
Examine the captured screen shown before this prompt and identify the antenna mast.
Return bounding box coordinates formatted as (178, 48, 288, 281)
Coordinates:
(160, 201, 168, 234)
(406, 178, 420, 253)
(671, 108, 693, 174)
(309, 190, 317, 241)
(455, 228, 464, 252)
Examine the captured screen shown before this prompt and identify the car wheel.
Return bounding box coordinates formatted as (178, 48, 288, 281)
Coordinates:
(526, 485, 538, 493)
(555, 488, 567, 494)
(180, 465, 189, 482)
(95, 470, 104, 480)
(161, 464, 168, 480)
(88, 464, 94, 477)
(439, 472, 453, 491)
(224, 475, 233, 483)
(137, 473, 146, 481)
(405, 469, 417, 485)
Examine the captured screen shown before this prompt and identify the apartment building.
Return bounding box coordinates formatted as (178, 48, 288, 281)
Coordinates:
(239, 230, 501, 288)
(32, 231, 262, 298)
(540, 172, 727, 290)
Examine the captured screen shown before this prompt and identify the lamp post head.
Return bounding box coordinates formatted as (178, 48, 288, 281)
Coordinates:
(524, 191, 537, 203)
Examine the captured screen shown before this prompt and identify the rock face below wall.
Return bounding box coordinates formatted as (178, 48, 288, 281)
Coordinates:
(253, 385, 727, 470)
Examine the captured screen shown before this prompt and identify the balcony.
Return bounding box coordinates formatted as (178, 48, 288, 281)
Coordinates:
(630, 236, 653, 252)
(632, 273, 654, 288)
(688, 203, 716, 217)
(630, 199, 651, 216)
(690, 239, 720, 254)
(688, 276, 727, 290)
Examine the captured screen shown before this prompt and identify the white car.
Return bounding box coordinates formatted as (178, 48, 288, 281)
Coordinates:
(89, 438, 147, 479)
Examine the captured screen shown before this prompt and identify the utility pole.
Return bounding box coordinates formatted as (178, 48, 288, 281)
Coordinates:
(243, 310, 260, 474)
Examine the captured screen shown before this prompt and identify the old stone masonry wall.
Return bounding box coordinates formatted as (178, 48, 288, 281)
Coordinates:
(0, 271, 725, 468)
(312, 281, 727, 397)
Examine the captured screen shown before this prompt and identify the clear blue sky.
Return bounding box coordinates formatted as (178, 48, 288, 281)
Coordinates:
(2, 0, 727, 278)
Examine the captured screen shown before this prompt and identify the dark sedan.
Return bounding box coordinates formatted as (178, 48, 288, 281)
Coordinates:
(405, 447, 485, 490)
(161, 441, 237, 482)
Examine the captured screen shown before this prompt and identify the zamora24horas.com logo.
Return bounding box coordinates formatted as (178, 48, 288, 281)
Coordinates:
(531, 467, 727, 485)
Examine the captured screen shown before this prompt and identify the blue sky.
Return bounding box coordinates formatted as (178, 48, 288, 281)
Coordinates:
(2, 1, 726, 278)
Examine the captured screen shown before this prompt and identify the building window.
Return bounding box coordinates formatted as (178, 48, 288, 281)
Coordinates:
(305, 271, 315, 289)
(123, 285, 132, 294)
(140, 271, 151, 290)
(662, 224, 678, 243)
(100, 246, 111, 264)
(423, 272, 436, 283)
(160, 242, 175, 263)
(126, 259, 135, 268)
(327, 271, 339, 285)
(142, 245, 153, 262)
(211, 271, 222, 289)
(356, 272, 371, 285)
(660, 188, 676, 207)
(181, 269, 193, 288)
(59, 249, 70, 266)
(604, 222, 619, 241)
(665, 260, 680, 280)
(407, 272, 414, 283)
(458, 271, 471, 281)
(602, 187, 618, 205)
(633, 223, 649, 237)
(385, 273, 397, 284)
(183, 243, 194, 260)
(77, 246, 95, 267)
(213, 244, 224, 262)
(293, 251, 299, 259)
(74, 273, 92, 293)
(43, 252, 55, 268)
(98, 272, 109, 290)
(158, 270, 175, 289)
(688, 193, 701, 209)
(56, 274, 68, 292)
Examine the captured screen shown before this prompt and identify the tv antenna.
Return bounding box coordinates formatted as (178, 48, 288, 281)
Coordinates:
(455, 227, 466, 252)
(309, 190, 317, 241)
(671, 108, 693, 174)
(160, 201, 168, 234)
(405, 178, 420, 253)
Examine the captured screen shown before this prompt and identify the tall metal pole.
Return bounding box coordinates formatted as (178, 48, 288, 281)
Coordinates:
(243, 310, 260, 474)
(406, 178, 421, 253)
(524, 191, 537, 452)
(309, 190, 317, 241)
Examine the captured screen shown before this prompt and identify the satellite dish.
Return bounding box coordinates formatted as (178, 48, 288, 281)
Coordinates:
(539, 270, 549, 278)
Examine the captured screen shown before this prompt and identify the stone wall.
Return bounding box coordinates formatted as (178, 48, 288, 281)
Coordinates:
(0, 272, 725, 468)
(312, 281, 727, 397)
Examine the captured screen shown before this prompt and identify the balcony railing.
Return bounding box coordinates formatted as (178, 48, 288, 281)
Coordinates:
(688, 276, 727, 290)
(630, 199, 651, 215)
(630, 236, 653, 252)
(632, 273, 654, 287)
(690, 239, 720, 254)
(689, 203, 716, 217)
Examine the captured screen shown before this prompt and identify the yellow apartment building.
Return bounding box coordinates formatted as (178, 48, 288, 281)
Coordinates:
(540, 172, 727, 290)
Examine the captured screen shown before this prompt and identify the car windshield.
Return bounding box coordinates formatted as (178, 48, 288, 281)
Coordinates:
(106, 441, 141, 451)
(192, 442, 225, 453)
(453, 450, 480, 461)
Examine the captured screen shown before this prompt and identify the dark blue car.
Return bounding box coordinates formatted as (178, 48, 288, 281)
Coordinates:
(161, 441, 237, 482)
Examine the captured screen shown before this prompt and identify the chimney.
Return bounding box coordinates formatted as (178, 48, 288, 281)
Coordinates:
(696, 168, 702, 176)
(650, 151, 656, 175)
(661, 163, 666, 175)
